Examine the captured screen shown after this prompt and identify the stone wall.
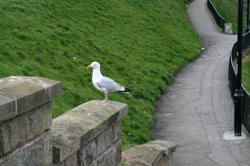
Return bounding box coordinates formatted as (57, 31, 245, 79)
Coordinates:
(0, 76, 175, 166)
(122, 140, 176, 166)
(0, 76, 128, 166)
(52, 100, 128, 166)
(0, 76, 61, 166)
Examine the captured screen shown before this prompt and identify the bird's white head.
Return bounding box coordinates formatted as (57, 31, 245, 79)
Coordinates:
(87, 61, 100, 69)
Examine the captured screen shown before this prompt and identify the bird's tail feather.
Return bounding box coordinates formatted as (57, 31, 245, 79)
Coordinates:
(118, 87, 132, 93)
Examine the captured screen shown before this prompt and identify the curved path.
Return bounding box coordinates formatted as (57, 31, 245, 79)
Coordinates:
(152, 0, 250, 165)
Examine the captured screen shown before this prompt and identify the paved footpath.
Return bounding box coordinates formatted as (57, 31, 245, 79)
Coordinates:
(152, 0, 250, 165)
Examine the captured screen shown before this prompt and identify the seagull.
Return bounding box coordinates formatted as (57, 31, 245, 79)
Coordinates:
(87, 61, 131, 101)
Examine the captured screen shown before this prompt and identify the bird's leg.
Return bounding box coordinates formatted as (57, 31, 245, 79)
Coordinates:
(104, 92, 108, 102)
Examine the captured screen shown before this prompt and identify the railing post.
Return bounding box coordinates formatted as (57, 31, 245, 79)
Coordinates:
(246, 0, 250, 32)
(234, 0, 244, 136)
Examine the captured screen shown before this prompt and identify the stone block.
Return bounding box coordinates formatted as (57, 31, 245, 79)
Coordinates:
(96, 127, 113, 156)
(53, 153, 78, 166)
(77, 129, 122, 166)
(0, 115, 27, 157)
(138, 140, 176, 155)
(0, 103, 52, 157)
(224, 23, 233, 34)
(122, 140, 176, 166)
(115, 140, 122, 164)
(52, 138, 80, 164)
(77, 139, 97, 166)
(96, 145, 117, 166)
(0, 131, 52, 166)
(113, 121, 122, 142)
(0, 76, 61, 123)
(26, 103, 52, 141)
(0, 94, 16, 123)
(157, 155, 171, 166)
(0, 122, 11, 156)
(52, 100, 127, 163)
(10, 114, 27, 150)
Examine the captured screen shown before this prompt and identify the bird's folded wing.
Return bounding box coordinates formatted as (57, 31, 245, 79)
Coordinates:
(97, 76, 125, 92)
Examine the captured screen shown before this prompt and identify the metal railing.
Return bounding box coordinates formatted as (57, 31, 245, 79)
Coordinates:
(207, 0, 225, 31)
(229, 32, 250, 131)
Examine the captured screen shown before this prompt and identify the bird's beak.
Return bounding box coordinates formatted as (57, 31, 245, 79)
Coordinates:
(87, 65, 91, 69)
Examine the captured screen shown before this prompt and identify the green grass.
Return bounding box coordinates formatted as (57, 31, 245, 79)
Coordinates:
(211, 0, 248, 34)
(243, 56, 250, 92)
(0, 0, 201, 148)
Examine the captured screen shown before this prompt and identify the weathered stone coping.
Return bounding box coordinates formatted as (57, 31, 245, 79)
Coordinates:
(0, 76, 61, 123)
(52, 100, 128, 163)
(122, 140, 176, 166)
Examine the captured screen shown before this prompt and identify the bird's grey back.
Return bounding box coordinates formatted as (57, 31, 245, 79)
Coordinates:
(97, 76, 124, 92)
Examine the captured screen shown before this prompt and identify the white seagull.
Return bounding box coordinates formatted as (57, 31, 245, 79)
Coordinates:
(87, 61, 131, 101)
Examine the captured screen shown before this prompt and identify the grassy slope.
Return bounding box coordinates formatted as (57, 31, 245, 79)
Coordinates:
(211, 0, 239, 33)
(243, 56, 250, 91)
(211, 0, 250, 92)
(211, 0, 248, 33)
(0, 0, 201, 148)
